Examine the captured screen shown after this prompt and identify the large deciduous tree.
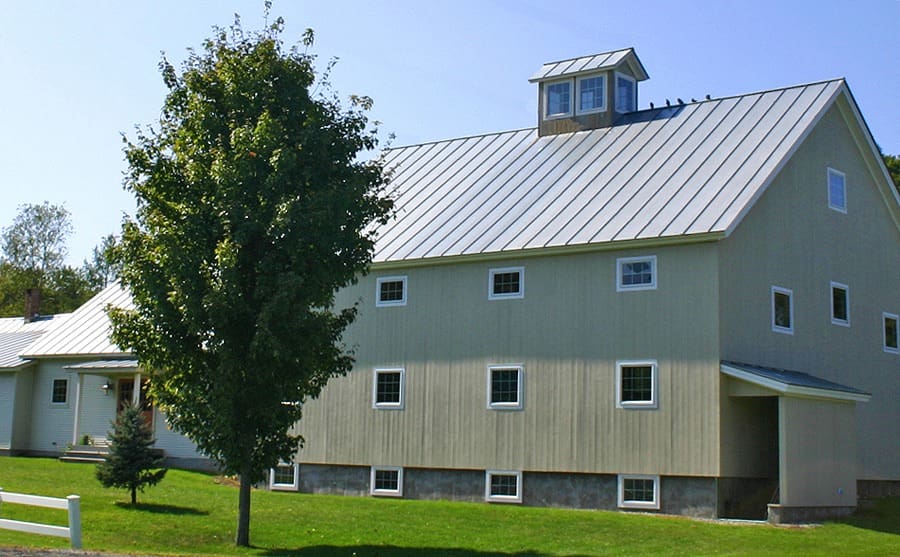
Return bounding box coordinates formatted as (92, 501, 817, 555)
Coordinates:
(1, 201, 73, 289)
(108, 12, 392, 547)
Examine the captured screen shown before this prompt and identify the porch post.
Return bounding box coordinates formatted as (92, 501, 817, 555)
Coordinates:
(132, 372, 141, 406)
(71, 373, 83, 445)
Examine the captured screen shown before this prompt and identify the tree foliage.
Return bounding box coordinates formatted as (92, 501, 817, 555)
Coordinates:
(883, 153, 900, 197)
(96, 402, 167, 505)
(1, 202, 72, 289)
(82, 233, 121, 291)
(108, 11, 392, 546)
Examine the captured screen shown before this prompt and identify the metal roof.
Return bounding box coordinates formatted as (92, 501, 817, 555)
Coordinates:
(0, 314, 70, 369)
(65, 359, 139, 370)
(721, 361, 871, 402)
(21, 283, 133, 358)
(529, 48, 649, 82)
(374, 79, 845, 264)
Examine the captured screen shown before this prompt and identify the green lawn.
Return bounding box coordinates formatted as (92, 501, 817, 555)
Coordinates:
(0, 457, 897, 556)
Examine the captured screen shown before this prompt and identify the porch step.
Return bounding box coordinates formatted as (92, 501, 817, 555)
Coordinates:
(60, 445, 109, 464)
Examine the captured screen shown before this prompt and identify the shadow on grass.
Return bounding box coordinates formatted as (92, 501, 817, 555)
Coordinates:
(257, 547, 589, 557)
(113, 501, 209, 515)
(839, 498, 900, 536)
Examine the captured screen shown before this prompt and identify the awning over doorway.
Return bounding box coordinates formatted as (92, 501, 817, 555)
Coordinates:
(721, 361, 870, 402)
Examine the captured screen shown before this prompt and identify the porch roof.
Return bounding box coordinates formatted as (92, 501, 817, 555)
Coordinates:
(64, 359, 140, 371)
(721, 361, 871, 402)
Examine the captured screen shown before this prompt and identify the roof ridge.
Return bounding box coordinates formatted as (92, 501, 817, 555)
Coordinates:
(537, 47, 635, 68)
(388, 127, 537, 152)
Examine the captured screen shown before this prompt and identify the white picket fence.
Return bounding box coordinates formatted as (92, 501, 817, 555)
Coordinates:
(0, 488, 82, 549)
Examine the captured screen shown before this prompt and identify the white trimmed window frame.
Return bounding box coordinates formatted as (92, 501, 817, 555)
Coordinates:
(486, 364, 524, 410)
(543, 79, 573, 119)
(269, 462, 300, 491)
(614, 72, 637, 113)
(884, 312, 899, 354)
(615, 360, 659, 409)
(830, 281, 850, 327)
(617, 474, 660, 510)
(485, 470, 522, 503)
(576, 74, 607, 115)
(372, 367, 405, 410)
(488, 267, 525, 300)
(771, 285, 794, 335)
(827, 167, 847, 214)
(616, 255, 657, 292)
(370, 465, 404, 497)
(375, 276, 407, 307)
(50, 377, 69, 406)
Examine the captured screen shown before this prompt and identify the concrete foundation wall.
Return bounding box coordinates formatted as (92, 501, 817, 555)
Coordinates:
(858, 480, 900, 498)
(717, 477, 778, 519)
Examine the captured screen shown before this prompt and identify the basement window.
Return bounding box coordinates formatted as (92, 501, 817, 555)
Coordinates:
(884, 312, 899, 354)
(544, 80, 572, 118)
(772, 286, 794, 334)
(830, 282, 850, 326)
(618, 474, 660, 510)
(828, 168, 847, 213)
(487, 365, 524, 410)
(373, 368, 405, 409)
(616, 360, 658, 409)
(376, 276, 407, 307)
(489, 267, 524, 300)
(51, 378, 68, 405)
(370, 466, 403, 497)
(485, 470, 522, 503)
(269, 463, 299, 491)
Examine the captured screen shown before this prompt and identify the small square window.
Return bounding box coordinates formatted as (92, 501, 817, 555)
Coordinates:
(376, 276, 407, 307)
(485, 470, 522, 503)
(487, 365, 524, 410)
(489, 267, 524, 300)
(615, 73, 636, 113)
(373, 368, 404, 409)
(616, 256, 657, 291)
(370, 466, 403, 497)
(545, 80, 572, 118)
(269, 463, 299, 491)
(828, 168, 847, 213)
(772, 286, 794, 334)
(616, 361, 658, 409)
(618, 474, 660, 510)
(51, 378, 68, 405)
(884, 312, 899, 354)
(577, 75, 606, 114)
(830, 282, 850, 326)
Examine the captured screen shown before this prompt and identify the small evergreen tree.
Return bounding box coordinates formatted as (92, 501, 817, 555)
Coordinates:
(96, 402, 167, 504)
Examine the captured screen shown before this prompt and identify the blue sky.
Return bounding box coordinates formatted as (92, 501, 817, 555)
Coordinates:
(1, 0, 897, 265)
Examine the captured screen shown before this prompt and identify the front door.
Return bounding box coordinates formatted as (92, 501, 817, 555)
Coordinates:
(117, 378, 153, 429)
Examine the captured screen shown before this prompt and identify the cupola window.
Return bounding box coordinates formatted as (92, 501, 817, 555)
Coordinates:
(577, 75, 606, 114)
(545, 80, 572, 118)
(615, 73, 636, 113)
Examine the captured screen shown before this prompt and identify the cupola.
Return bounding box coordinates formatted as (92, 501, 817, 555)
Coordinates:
(529, 48, 648, 136)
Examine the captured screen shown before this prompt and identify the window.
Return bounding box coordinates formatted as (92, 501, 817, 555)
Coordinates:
(485, 470, 522, 503)
(615, 73, 636, 113)
(828, 168, 847, 213)
(376, 276, 407, 307)
(545, 80, 572, 118)
(269, 463, 299, 491)
(618, 474, 660, 510)
(51, 378, 68, 405)
(616, 360, 658, 409)
(772, 286, 794, 334)
(830, 282, 850, 326)
(489, 267, 524, 300)
(577, 75, 606, 114)
(370, 466, 403, 497)
(373, 368, 405, 409)
(616, 256, 657, 291)
(487, 365, 524, 410)
(885, 312, 899, 354)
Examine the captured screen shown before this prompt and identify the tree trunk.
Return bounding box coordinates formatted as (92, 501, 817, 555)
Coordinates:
(235, 472, 252, 546)
(131, 486, 136, 505)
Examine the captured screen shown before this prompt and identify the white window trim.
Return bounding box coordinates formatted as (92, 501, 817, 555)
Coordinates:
(827, 167, 847, 214)
(543, 79, 573, 119)
(372, 367, 405, 410)
(486, 364, 524, 410)
(370, 465, 404, 497)
(614, 72, 637, 114)
(375, 276, 407, 307)
(50, 377, 69, 406)
(830, 281, 850, 327)
(269, 462, 299, 491)
(616, 255, 657, 292)
(617, 474, 660, 510)
(488, 267, 525, 300)
(575, 74, 607, 115)
(771, 285, 794, 335)
(615, 360, 659, 409)
(884, 312, 899, 354)
(485, 470, 522, 503)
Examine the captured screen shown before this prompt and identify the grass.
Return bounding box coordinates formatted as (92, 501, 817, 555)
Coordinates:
(0, 457, 898, 556)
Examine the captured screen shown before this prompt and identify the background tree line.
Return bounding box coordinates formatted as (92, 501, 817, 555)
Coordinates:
(0, 201, 118, 317)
